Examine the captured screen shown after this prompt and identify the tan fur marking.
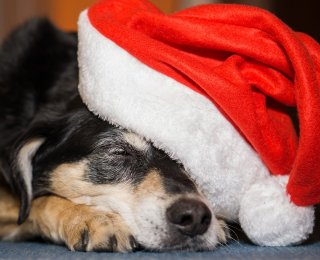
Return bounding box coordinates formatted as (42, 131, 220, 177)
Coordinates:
(0, 186, 20, 222)
(135, 170, 165, 198)
(0, 186, 21, 239)
(50, 160, 88, 198)
(50, 161, 134, 206)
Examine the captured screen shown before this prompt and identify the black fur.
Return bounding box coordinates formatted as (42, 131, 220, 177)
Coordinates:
(0, 18, 80, 222)
(0, 19, 197, 224)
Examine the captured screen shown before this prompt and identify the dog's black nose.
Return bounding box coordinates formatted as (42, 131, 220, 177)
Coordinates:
(166, 198, 212, 237)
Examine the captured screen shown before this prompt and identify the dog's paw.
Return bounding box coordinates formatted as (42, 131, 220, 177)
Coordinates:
(61, 209, 136, 252)
(27, 196, 138, 252)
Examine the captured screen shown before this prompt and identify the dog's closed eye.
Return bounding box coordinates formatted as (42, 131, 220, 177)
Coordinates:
(110, 148, 132, 157)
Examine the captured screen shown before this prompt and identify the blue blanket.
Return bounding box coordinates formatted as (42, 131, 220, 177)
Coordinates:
(1, 241, 319, 260)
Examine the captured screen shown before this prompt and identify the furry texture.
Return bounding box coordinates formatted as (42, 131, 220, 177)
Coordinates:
(84, 0, 320, 207)
(0, 18, 78, 222)
(239, 176, 314, 246)
(0, 18, 228, 251)
(78, 2, 317, 246)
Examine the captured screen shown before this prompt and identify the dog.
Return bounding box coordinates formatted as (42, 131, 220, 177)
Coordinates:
(0, 19, 228, 252)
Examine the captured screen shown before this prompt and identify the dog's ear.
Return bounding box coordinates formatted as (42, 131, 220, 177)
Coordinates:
(7, 109, 92, 224)
(10, 137, 45, 224)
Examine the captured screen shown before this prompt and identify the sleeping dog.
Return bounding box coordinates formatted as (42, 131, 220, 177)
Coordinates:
(0, 19, 227, 252)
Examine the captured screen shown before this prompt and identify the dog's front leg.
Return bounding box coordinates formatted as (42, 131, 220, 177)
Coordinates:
(30, 195, 136, 252)
(1, 193, 137, 252)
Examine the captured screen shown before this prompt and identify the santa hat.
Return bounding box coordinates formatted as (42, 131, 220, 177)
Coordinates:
(78, 0, 320, 207)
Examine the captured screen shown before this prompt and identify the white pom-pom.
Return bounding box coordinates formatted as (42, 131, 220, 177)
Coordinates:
(239, 175, 314, 246)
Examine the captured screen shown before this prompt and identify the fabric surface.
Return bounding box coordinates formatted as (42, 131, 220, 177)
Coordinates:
(85, 0, 320, 206)
(1, 241, 320, 260)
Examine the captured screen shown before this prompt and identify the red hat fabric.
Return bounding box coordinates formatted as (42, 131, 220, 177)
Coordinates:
(78, 0, 320, 206)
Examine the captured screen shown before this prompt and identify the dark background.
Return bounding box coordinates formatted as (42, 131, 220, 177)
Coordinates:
(0, 0, 319, 43)
(275, 1, 320, 42)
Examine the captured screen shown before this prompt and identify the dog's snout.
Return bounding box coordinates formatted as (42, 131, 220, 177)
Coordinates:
(166, 198, 211, 237)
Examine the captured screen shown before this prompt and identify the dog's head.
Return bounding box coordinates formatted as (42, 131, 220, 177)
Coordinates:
(9, 106, 227, 251)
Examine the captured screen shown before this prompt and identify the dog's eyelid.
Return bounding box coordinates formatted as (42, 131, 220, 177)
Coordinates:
(109, 147, 132, 156)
